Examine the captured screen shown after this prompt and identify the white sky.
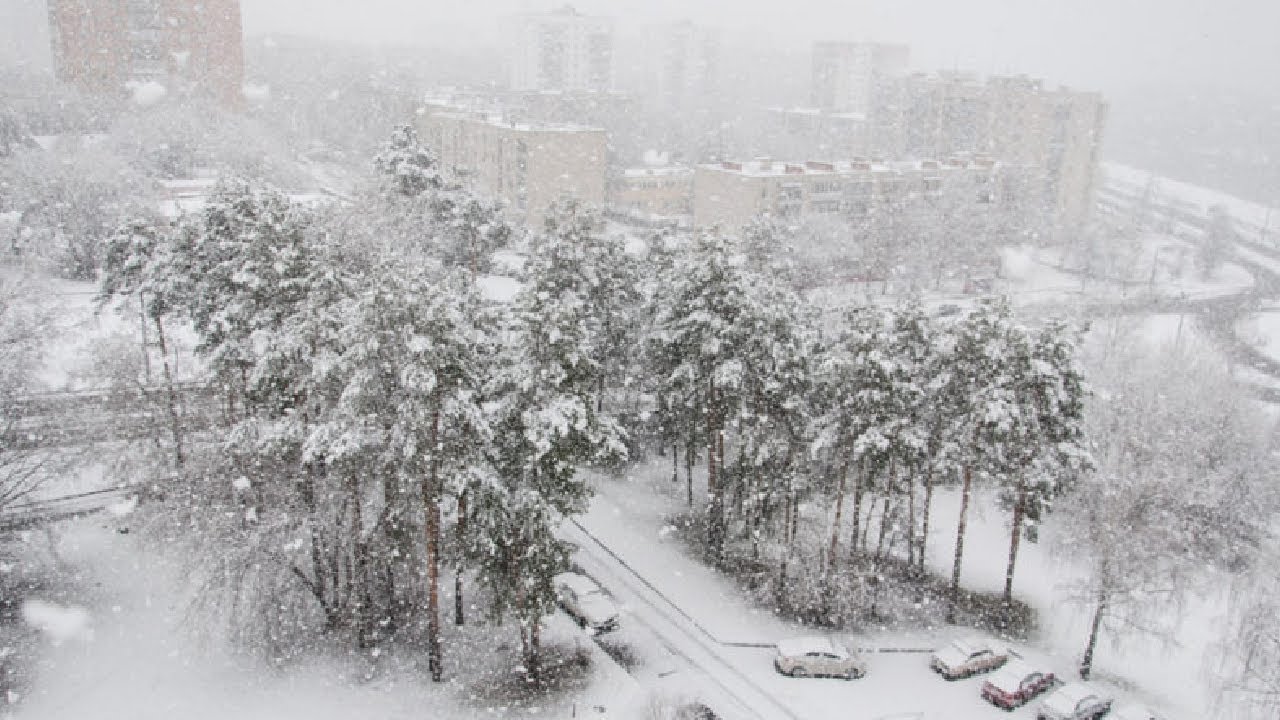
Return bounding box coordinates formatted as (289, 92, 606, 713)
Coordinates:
(241, 0, 1280, 96)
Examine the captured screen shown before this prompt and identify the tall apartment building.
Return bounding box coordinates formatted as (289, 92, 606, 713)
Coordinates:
(47, 0, 244, 108)
(417, 100, 608, 230)
(811, 42, 909, 116)
(505, 6, 614, 93)
(903, 73, 1107, 239)
(651, 21, 720, 114)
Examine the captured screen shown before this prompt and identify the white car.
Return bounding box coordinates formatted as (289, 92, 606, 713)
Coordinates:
(1110, 702, 1161, 720)
(929, 638, 1008, 680)
(773, 636, 867, 679)
(1036, 682, 1114, 720)
(553, 572, 619, 634)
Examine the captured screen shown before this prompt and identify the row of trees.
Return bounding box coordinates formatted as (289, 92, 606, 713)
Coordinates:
(98, 128, 622, 683)
(644, 235, 1089, 619)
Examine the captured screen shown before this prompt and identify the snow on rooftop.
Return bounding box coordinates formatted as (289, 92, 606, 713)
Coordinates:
(622, 166, 692, 178)
(703, 158, 991, 177)
(986, 660, 1038, 693)
(776, 636, 847, 658)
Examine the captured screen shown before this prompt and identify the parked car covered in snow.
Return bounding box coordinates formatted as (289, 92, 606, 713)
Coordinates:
(981, 660, 1057, 709)
(1036, 682, 1113, 720)
(553, 572, 619, 634)
(1109, 702, 1161, 720)
(929, 638, 1008, 680)
(773, 636, 867, 679)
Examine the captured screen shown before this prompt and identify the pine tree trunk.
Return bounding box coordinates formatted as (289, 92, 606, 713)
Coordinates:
(788, 477, 800, 547)
(153, 316, 184, 468)
(829, 460, 849, 573)
(527, 613, 542, 685)
(874, 495, 892, 562)
(1079, 590, 1108, 680)
(906, 471, 918, 570)
(455, 490, 467, 626)
(919, 469, 935, 575)
(848, 467, 865, 561)
(947, 465, 974, 623)
(425, 407, 443, 681)
(685, 437, 695, 508)
(1003, 482, 1028, 606)
(138, 293, 152, 383)
(706, 385, 724, 560)
(349, 473, 371, 648)
(301, 469, 338, 630)
(859, 493, 875, 553)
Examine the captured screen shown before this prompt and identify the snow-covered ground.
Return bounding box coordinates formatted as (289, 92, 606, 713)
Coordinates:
(1237, 311, 1280, 365)
(806, 238, 1254, 321)
(13, 519, 645, 720)
(1000, 241, 1253, 307)
(1106, 163, 1279, 241)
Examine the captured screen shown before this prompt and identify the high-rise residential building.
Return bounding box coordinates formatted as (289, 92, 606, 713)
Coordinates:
(902, 73, 1107, 239)
(417, 98, 608, 230)
(505, 5, 614, 93)
(651, 20, 719, 114)
(46, 0, 244, 108)
(811, 41, 909, 116)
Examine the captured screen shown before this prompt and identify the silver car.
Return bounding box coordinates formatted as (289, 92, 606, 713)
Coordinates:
(553, 572, 620, 634)
(929, 637, 1008, 680)
(1036, 682, 1114, 720)
(774, 636, 867, 679)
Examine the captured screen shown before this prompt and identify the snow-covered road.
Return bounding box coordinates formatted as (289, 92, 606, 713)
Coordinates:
(569, 477, 1069, 720)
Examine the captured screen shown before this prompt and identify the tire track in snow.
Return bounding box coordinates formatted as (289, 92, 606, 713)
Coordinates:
(566, 518, 806, 720)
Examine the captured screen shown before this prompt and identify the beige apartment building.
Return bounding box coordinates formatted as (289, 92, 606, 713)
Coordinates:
(904, 73, 1107, 240)
(417, 101, 607, 230)
(693, 157, 1006, 231)
(608, 166, 694, 223)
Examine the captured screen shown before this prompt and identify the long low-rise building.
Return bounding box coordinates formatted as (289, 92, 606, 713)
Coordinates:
(693, 157, 1014, 231)
(607, 166, 694, 225)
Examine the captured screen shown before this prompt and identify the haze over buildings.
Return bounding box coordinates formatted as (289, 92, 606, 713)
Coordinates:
(504, 5, 615, 93)
(43, 0, 245, 109)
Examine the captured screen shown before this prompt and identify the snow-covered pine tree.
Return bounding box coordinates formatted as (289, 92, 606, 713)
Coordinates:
(369, 125, 511, 272)
(941, 298, 1019, 621)
(176, 176, 317, 414)
(649, 228, 816, 562)
(323, 266, 494, 679)
(469, 200, 626, 684)
(994, 315, 1090, 607)
(885, 300, 936, 572)
(373, 124, 445, 198)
